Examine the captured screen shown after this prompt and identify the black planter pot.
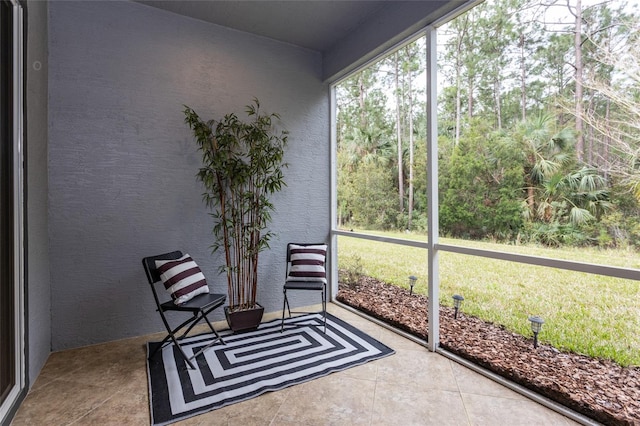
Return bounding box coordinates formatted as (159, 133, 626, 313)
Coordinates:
(224, 303, 264, 333)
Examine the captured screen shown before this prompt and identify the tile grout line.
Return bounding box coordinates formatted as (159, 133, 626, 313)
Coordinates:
(268, 388, 290, 425)
(439, 349, 599, 426)
(449, 358, 473, 426)
(369, 366, 381, 426)
(63, 385, 121, 426)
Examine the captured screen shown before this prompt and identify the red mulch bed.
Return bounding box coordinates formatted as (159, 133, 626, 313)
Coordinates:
(337, 276, 640, 426)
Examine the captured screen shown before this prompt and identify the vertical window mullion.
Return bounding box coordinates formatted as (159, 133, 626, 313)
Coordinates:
(0, 0, 16, 405)
(426, 26, 439, 352)
(329, 85, 338, 302)
(0, 1, 24, 422)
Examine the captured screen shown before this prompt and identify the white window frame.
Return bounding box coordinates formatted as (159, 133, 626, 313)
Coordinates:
(329, 16, 640, 353)
(0, 0, 25, 422)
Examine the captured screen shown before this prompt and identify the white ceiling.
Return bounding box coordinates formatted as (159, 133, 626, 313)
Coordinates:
(137, 1, 465, 53)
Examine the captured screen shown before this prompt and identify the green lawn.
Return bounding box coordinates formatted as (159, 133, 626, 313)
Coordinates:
(338, 231, 640, 366)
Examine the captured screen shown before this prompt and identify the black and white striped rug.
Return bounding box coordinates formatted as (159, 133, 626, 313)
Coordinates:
(146, 312, 394, 425)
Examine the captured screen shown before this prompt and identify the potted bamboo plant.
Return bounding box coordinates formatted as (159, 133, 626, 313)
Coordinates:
(184, 99, 288, 332)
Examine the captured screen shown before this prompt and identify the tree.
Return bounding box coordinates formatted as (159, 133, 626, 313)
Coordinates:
(400, 42, 424, 229)
(440, 120, 524, 240)
(578, 3, 640, 200)
(476, 0, 519, 129)
(441, 13, 472, 146)
(537, 166, 610, 225)
(337, 0, 640, 247)
(346, 160, 398, 230)
(534, 32, 574, 114)
(336, 66, 394, 229)
(572, 0, 585, 161)
(514, 113, 575, 221)
(394, 51, 405, 213)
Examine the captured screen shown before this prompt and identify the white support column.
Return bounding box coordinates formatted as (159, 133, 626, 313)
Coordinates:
(329, 85, 339, 301)
(426, 26, 439, 352)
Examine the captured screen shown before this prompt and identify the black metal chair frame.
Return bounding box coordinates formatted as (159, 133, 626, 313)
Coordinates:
(142, 250, 226, 369)
(281, 243, 327, 333)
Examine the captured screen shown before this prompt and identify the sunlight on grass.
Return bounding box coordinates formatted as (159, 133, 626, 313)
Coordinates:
(338, 234, 640, 366)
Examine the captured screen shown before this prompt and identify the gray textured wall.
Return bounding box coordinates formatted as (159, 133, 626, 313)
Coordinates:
(48, 1, 330, 351)
(26, 0, 51, 383)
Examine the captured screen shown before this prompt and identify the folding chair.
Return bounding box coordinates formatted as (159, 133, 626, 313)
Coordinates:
(142, 250, 226, 369)
(281, 243, 328, 333)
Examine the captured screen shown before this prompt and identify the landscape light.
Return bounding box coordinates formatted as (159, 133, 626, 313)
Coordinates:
(452, 294, 464, 319)
(408, 275, 417, 295)
(528, 316, 544, 348)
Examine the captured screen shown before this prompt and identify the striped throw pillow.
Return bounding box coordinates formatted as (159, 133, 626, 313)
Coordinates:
(287, 244, 327, 283)
(155, 254, 209, 305)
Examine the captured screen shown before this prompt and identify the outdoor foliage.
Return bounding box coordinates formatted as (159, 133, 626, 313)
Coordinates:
(439, 121, 525, 240)
(336, 0, 640, 250)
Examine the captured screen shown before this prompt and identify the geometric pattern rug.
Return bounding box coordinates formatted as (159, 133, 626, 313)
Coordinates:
(146, 312, 395, 425)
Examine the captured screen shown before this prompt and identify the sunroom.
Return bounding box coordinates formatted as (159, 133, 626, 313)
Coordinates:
(2, 0, 637, 425)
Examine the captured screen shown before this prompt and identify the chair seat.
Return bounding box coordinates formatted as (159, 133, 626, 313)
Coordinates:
(160, 292, 226, 312)
(143, 251, 227, 370)
(282, 243, 328, 333)
(284, 280, 325, 290)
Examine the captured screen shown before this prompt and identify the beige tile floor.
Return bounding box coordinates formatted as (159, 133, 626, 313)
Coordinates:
(12, 304, 583, 426)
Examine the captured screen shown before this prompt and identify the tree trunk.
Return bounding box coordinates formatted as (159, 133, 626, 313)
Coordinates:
(408, 56, 414, 230)
(467, 76, 474, 121)
(455, 76, 462, 146)
(395, 52, 404, 212)
(455, 23, 465, 146)
(358, 73, 366, 129)
(604, 97, 610, 179)
(520, 33, 526, 121)
(494, 78, 502, 129)
(587, 97, 594, 166)
(574, 0, 584, 162)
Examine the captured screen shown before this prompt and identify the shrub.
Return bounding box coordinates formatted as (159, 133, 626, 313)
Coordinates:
(339, 254, 364, 288)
